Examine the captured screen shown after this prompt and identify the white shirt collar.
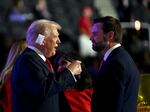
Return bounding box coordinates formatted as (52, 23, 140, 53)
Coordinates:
(103, 43, 121, 61)
(28, 45, 46, 61)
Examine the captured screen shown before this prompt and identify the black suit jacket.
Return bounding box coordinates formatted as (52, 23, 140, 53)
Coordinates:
(11, 48, 76, 112)
(92, 46, 140, 112)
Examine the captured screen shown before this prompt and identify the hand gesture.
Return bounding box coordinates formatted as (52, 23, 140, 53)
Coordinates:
(67, 60, 82, 75)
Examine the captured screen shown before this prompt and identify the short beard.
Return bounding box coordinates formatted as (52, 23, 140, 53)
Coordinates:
(93, 41, 107, 52)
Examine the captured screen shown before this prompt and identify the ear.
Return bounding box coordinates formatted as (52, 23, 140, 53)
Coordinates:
(42, 39, 46, 46)
(35, 34, 45, 45)
(108, 31, 114, 40)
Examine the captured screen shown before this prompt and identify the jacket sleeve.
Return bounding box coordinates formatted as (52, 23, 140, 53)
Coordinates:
(12, 55, 76, 102)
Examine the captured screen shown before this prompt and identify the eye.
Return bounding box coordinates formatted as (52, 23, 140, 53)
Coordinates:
(92, 32, 97, 36)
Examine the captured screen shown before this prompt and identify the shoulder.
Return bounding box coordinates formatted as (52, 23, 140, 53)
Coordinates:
(14, 48, 46, 72)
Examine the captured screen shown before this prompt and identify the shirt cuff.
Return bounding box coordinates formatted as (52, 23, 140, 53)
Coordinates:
(67, 69, 77, 82)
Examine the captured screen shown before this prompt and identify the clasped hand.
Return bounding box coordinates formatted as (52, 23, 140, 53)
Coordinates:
(67, 60, 82, 75)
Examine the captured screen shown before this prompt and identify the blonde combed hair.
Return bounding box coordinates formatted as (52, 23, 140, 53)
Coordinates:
(0, 40, 27, 85)
(26, 19, 61, 46)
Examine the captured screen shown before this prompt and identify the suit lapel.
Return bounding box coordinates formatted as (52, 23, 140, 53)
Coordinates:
(24, 48, 53, 75)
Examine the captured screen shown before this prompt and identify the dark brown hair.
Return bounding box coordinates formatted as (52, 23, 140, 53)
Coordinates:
(94, 16, 122, 43)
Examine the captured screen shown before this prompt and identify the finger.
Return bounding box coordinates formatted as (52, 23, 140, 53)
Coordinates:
(74, 60, 82, 64)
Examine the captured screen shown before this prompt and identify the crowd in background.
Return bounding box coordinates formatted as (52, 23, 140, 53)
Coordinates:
(0, 0, 150, 73)
(0, 0, 150, 112)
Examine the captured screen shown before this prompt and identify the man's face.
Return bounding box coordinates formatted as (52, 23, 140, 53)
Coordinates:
(91, 23, 108, 52)
(44, 29, 61, 57)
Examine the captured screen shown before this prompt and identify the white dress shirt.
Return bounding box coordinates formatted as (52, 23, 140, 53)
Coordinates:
(28, 45, 77, 81)
(103, 43, 121, 61)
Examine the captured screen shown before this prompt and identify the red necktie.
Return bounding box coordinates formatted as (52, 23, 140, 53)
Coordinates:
(45, 59, 54, 73)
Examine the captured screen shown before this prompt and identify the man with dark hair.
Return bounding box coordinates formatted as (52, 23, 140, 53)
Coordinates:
(91, 16, 140, 112)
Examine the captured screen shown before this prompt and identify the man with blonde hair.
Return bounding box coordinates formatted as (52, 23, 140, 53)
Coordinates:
(11, 19, 82, 112)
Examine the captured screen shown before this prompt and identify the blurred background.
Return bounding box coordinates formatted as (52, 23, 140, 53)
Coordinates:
(0, 0, 150, 110)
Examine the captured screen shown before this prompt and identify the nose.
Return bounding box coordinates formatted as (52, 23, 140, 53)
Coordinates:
(57, 37, 61, 44)
(90, 35, 93, 41)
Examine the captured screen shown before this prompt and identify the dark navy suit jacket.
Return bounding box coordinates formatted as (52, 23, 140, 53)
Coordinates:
(92, 46, 140, 112)
(11, 48, 75, 112)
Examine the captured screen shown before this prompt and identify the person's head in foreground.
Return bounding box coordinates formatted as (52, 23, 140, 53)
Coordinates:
(26, 19, 61, 58)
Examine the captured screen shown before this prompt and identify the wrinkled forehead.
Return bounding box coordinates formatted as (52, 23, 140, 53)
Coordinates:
(52, 29, 59, 36)
(50, 24, 59, 36)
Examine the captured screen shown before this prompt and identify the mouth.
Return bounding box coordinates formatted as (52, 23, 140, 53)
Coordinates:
(54, 45, 59, 51)
(55, 44, 58, 48)
(54, 47, 57, 51)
